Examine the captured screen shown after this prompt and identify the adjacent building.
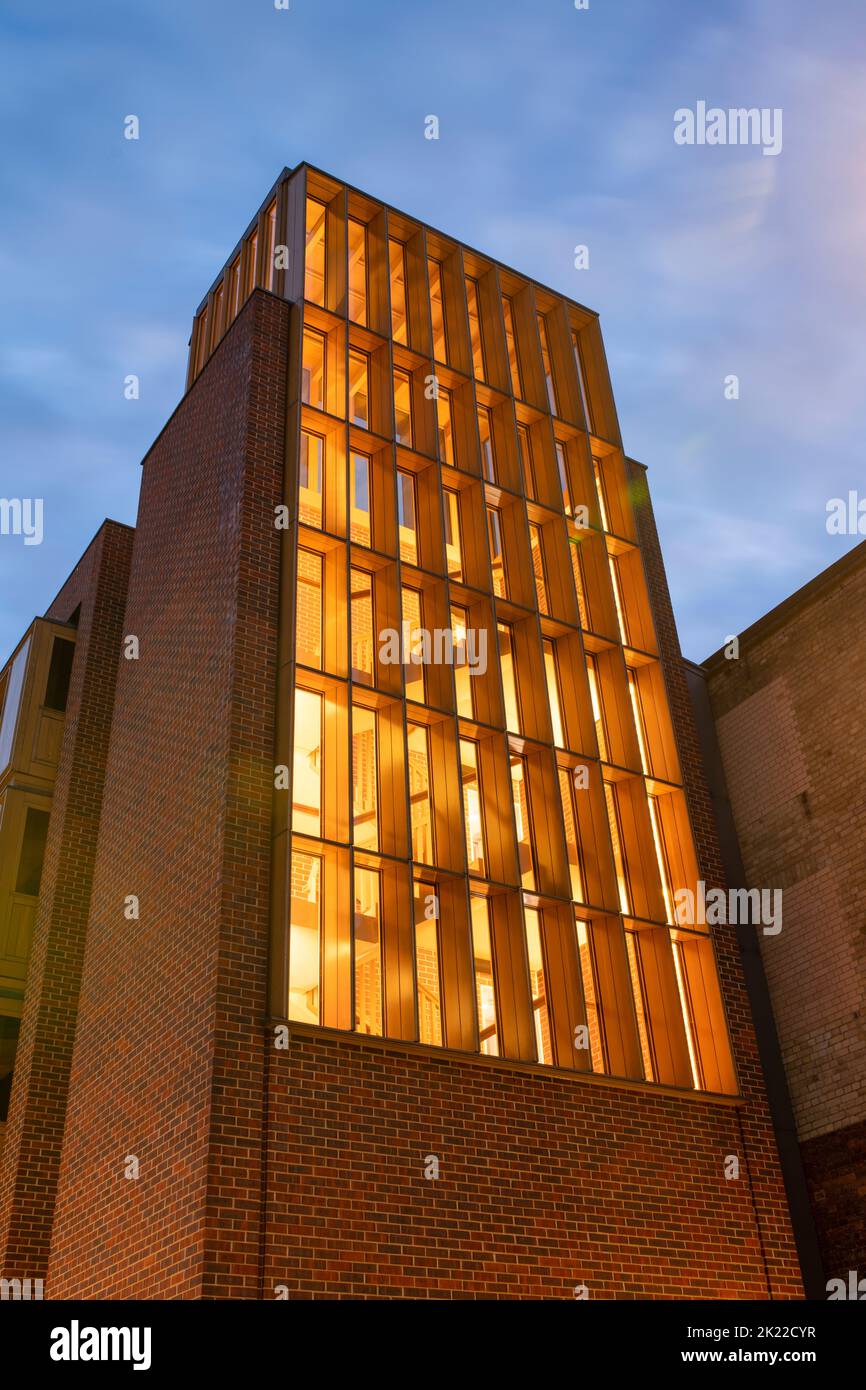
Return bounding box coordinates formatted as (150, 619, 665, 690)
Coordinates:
(0, 164, 804, 1299)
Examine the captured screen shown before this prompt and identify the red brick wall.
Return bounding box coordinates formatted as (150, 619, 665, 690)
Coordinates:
(0, 520, 134, 1283)
(45, 290, 288, 1298)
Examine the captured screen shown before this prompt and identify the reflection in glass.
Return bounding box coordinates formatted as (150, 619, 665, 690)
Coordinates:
(352, 705, 379, 850)
(414, 880, 443, 1045)
(288, 851, 321, 1024)
(524, 907, 552, 1063)
(292, 688, 322, 835)
(471, 895, 498, 1055)
(354, 866, 382, 1035)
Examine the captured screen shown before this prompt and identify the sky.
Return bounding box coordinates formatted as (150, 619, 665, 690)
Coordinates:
(2, 0, 865, 662)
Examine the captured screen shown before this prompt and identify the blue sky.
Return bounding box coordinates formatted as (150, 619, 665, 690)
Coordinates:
(2, 0, 865, 661)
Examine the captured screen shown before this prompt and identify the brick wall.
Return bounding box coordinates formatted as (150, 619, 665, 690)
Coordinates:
(0, 520, 134, 1284)
(704, 543, 866, 1280)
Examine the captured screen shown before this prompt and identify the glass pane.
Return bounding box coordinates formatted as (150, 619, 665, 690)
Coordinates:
(477, 406, 495, 482)
(263, 200, 276, 292)
(586, 655, 608, 760)
(524, 906, 552, 1064)
(393, 369, 413, 447)
(436, 387, 454, 465)
(15, 807, 50, 896)
(389, 238, 408, 344)
(555, 441, 572, 516)
(471, 896, 498, 1055)
(576, 919, 605, 1072)
(428, 258, 446, 362)
(414, 881, 443, 1045)
(571, 540, 589, 628)
(352, 705, 379, 850)
(498, 623, 520, 733)
(289, 851, 321, 1023)
(628, 669, 651, 775)
(502, 295, 522, 397)
(529, 525, 548, 614)
(451, 606, 473, 717)
(558, 767, 585, 903)
(301, 329, 325, 410)
(593, 457, 610, 531)
(626, 930, 654, 1081)
(407, 722, 433, 863)
(517, 424, 534, 498)
(465, 276, 485, 379)
(510, 755, 535, 890)
(305, 197, 326, 304)
(296, 549, 323, 669)
(397, 470, 418, 564)
(487, 507, 506, 597)
(604, 781, 631, 915)
(0, 639, 30, 773)
(353, 866, 382, 1035)
(351, 568, 374, 685)
(244, 230, 258, 299)
(443, 488, 463, 580)
(44, 637, 75, 712)
(292, 688, 322, 835)
(298, 431, 323, 528)
(543, 640, 565, 748)
(349, 349, 369, 428)
(537, 313, 557, 415)
(402, 586, 425, 703)
(461, 739, 485, 875)
(572, 330, 593, 433)
(348, 217, 367, 326)
(350, 452, 371, 546)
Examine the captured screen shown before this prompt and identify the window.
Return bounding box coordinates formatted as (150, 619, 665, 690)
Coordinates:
(477, 405, 495, 482)
(487, 507, 506, 597)
(672, 938, 703, 1089)
(407, 722, 433, 862)
(436, 387, 454, 465)
(451, 606, 473, 717)
(397, 470, 418, 564)
(352, 705, 379, 850)
(402, 586, 425, 702)
(351, 452, 371, 546)
(301, 328, 325, 410)
(212, 284, 224, 344)
(593, 457, 611, 531)
(228, 256, 241, 322)
(571, 329, 593, 433)
(193, 307, 209, 376)
(555, 440, 572, 516)
(263, 200, 276, 292)
(510, 755, 535, 890)
(393, 368, 413, 447)
(292, 688, 323, 835)
(609, 555, 629, 645)
(351, 568, 374, 685)
(349, 349, 369, 428)
(389, 238, 408, 344)
(628, 669, 651, 775)
(585, 654, 608, 760)
(471, 896, 498, 1055)
(465, 276, 485, 379)
(0, 637, 30, 772)
(443, 488, 463, 580)
(44, 637, 74, 712)
(244, 229, 258, 300)
(305, 197, 326, 304)
(414, 880, 443, 1045)
(529, 525, 548, 614)
(288, 851, 321, 1024)
(461, 740, 485, 875)
(428, 258, 447, 361)
(15, 807, 50, 896)
(576, 919, 605, 1071)
(353, 867, 382, 1035)
(537, 313, 557, 415)
(517, 424, 534, 498)
(348, 217, 368, 325)
(648, 793, 675, 923)
(604, 781, 631, 916)
(626, 930, 654, 1081)
(498, 623, 520, 734)
(296, 549, 323, 668)
(543, 639, 565, 747)
(298, 430, 324, 528)
(524, 907, 552, 1064)
(558, 768, 586, 903)
(571, 540, 589, 629)
(502, 295, 522, 397)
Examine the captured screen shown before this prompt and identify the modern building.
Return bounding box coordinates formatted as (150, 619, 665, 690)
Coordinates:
(692, 540, 866, 1287)
(0, 164, 804, 1299)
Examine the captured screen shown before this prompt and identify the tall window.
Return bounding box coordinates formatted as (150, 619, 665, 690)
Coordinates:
(529, 524, 548, 614)
(301, 328, 325, 410)
(471, 896, 498, 1055)
(517, 423, 535, 498)
(543, 639, 565, 747)
(502, 295, 522, 397)
(477, 405, 495, 482)
(298, 430, 324, 528)
(510, 755, 535, 890)
(402, 586, 425, 702)
(537, 312, 557, 415)
(0, 637, 29, 772)
(389, 238, 408, 344)
(349, 348, 369, 428)
(571, 539, 589, 629)
(212, 284, 224, 345)
(292, 688, 322, 836)
(524, 907, 552, 1064)
(296, 549, 323, 669)
(609, 556, 629, 646)
(414, 880, 443, 1045)
(397, 470, 418, 564)
(288, 851, 321, 1024)
(576, 919, 605, 1071)
(465, 276, 485, 379)
(428, 258, 447, 361)
(628, 670, 651, 776)
(350, 568, 374, 685)
(461, 740, 485, 874)
(626, 930, 655, 1081)
(228, 256, 241, 322)
(393, 368, 413, 446)
(443, 488, 463, 580)
(604, 781, 631, 916)
(593, 457, 611, 531)
(15, 807, 50, 897)
(352, 706, 379, 850)
(407, 722, 434, 863)
(305, 197, 326, 304)
(193, 308, 209, 376)
(348, 217, 368, 325)
(436, 386, 454, 465)
(498, 623, 521, 733)
(558, 768, 586, 903)
(354, 867, 382, 1035)
(571, 329, 593, 433)
(351, 452, 371, 546)
(487, 507, 506, 597)
(555, 441, 572, 516)
(263, 200, 276, 292)
(451, 606, 473, 717)
(244, 228, 258, 300)
(586, 654, 608, 760)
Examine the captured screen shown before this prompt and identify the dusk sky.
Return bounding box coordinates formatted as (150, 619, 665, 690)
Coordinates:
(2, 0, 864, 661)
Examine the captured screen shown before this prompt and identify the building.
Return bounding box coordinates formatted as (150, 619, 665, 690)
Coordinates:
(693, 540, 866, 1288)
(0, 164, 804, 1299)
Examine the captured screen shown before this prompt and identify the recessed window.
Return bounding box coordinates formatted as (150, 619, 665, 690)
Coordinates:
(352, 705, 379, 851)
(402, 586, 425, 703)
(407, 722, 433, 863)
(15, 807, 50, 896)
(537, 313, 557, 415)
(510, 755, 535, 890)
(487, 506, 506, 597)
(397, 470, 418, 564)
(0, 637, 30, 773)
(296, 549, 323, 669)
(497, 622, 520, 734)
(228, 257, 241, 322)
(502, 295, 522, 398)
(301, 328, 325, 410)
(351, 452, 371, 547)
(586, 654, 608, 760)
(558, 768, 586, 904)
(305, 197, 326, 305)
(43, 637, 75, 713)
(428, 258, 447, 362)
(524, 907, 552, 1064)
(465, 276, 485, 380)
(555, 441, 572, 517)
(451, 606, 473, 717)
(543, 639, 565, 747)
(353, 866, 382, 1035)
(593, 457, 611, 531)
(288, 851, 321, 1024)
(609, 555, 629, 645)
(244, 228, 258, 300)
(436, 387, 454, 465)
(298, 430, 324, 528)
(351, 568, 374, 685)
(576, 919, 605, 1071)
(414, 880, 443, 1046)
(529, 525, 548, 615)
(625, 930, 655, 1081)
(349, 349, 369, 428)
(348, 217, 368, 326)
(477, 405, 495, 482)
(471, 895, 498, 1055)
(517, 423, 534, 499)
(389, 239, 408, 345)
(628, 669, 651, 775)
(571, 329, 593, 433)
(292, 688, 323, 836)
(461, 739, 485, 875)
(393, 368, 413, 447)
(571, 541, 589, 629)
(263, 200, 277, 292)
(443, 488, 463, 580)
(604, 781, 631, 916)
